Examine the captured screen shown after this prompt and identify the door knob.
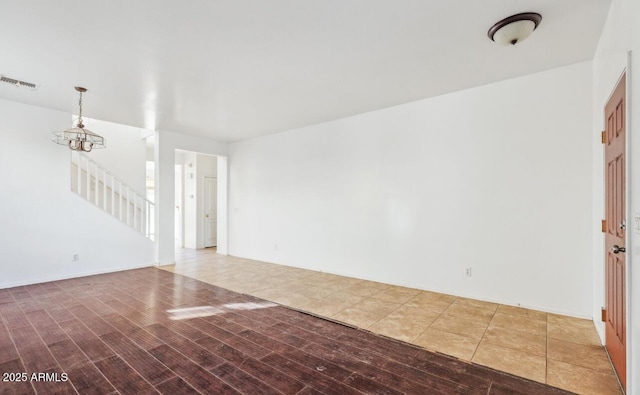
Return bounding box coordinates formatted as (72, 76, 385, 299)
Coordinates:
(611, 245, 626, 254)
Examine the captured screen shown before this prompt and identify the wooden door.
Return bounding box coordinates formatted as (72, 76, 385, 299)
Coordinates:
(204, 176, 217, 247)
(604, 72, 626, 388)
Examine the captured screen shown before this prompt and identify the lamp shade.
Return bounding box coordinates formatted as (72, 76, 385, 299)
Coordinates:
(488, 13, 542, 46)
(52, 126, 106, 152)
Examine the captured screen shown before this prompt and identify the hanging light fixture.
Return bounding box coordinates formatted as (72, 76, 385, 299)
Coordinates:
(488, 12, 542, 46)
(52, 86, 105, 152)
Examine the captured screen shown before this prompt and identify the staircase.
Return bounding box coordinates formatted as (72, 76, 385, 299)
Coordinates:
(71, 152, 155, 240)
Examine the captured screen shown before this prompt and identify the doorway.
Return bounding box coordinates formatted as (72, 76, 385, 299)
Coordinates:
(603, 72, 626, 389)
(174, 150, 222, 251)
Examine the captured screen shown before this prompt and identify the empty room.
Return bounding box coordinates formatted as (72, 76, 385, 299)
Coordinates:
(0, 0, 638, 394)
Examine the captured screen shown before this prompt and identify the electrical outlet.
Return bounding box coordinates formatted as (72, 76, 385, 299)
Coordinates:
(465, 267, 472, 277)
(72, 254, 79, 262)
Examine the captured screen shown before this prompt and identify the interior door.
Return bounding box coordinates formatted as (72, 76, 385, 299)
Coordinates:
(604, 72, 626, 389)
(174, 164, 183, 248)
(204, 176, 217, 247)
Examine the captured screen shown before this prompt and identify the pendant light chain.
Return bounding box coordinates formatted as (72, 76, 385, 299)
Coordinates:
(77, 90, 84, 128)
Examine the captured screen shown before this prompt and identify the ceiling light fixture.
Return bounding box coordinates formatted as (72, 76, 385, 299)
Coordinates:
(52, 87, 105, 152)
(488, 12, 542, 46)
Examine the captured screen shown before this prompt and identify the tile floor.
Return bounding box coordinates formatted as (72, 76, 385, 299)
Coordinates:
(0, 267, 571, 394)
(162, 248, 624, 395)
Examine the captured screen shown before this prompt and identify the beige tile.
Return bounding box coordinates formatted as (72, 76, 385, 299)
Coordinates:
(442, 302, 495, 325)
(429, 315, 488, 341)
(547, 321, 601, 346)
(296, 285, 339, 299)
(331, 307, 385, 329)
(480, 327, 546, 356)
(224, 282, 265, 293)
(299, 301, 350, 317)
(547, 338, 612, 373)
(472, 342, 546, 383)
(417, 290, 458, 303)
(403, 294, 454, 313)
(251, 276, 294, 289)
(455, 297, 498, 312)
(414, 328, 479, 361)
(488, 312, 547, 336)
(547, 313, 594, 329)
(277, 281, 317, 293)
(340, 285, 386, 298)
(295, 275, 335, 287)
(250, 287, 291, 301)
(334, 288, 376, 300)
(495, 305, 547, 322)
(295, 294, 363, 317)
(370, 286, 421, 304)
(369, 316, 431, 343)
(321, 277, 365, 290)
(547, 359, 622, 395)
(350, 298, 402, 316)
(343, 281, 390, 297)
(271, 293, 317, 309)
(388, 305, 441, 322)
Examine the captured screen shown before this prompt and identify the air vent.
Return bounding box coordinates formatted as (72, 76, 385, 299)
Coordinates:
(0, 75, 38, 90)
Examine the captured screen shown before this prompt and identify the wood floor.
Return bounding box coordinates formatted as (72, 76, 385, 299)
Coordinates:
(0, 266, 576, 394)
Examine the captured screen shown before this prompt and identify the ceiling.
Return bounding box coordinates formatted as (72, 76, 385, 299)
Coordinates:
(0, 0, 611, 142)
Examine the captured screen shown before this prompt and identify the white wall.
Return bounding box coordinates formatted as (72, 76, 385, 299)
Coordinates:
(183, 152, 198, 249)
(229, 61, 593, 317)
(592, 0, 640, 391)
(82, 117, 148, 194)
(0, 99, 153, 288)
(154, 130, 228, 263)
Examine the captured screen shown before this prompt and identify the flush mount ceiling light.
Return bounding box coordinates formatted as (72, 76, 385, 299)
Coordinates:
(52, 87, 105, 152)
(488, 12, 542, 46)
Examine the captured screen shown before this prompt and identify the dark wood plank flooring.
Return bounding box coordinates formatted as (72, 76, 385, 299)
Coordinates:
(0, 268, 573, 394)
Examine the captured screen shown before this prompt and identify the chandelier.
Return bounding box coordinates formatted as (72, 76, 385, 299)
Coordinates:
(52, 86, 105, 152)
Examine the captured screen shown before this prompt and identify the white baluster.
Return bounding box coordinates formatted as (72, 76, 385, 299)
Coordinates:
(76, 153, 81, 194)
(93, 164, 98, 206)
(118, 181, 123, 221)
(126, 187, 130, 226)
(85, 157, 90, 200)
(136, 196, 141, 233)
(148, 202, 152, 238)
(143, 201, 147, 237)
(103, 170, 107, 210)
(111, 175, 115, 216)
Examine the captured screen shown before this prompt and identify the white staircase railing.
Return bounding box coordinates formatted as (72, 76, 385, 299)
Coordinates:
(71, 152, 154, 241)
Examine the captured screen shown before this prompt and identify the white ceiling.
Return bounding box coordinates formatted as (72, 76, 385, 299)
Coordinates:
(0, 0, 610, 142)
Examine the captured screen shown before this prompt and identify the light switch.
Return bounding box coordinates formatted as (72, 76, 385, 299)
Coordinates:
(634, 213, 640, 234)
